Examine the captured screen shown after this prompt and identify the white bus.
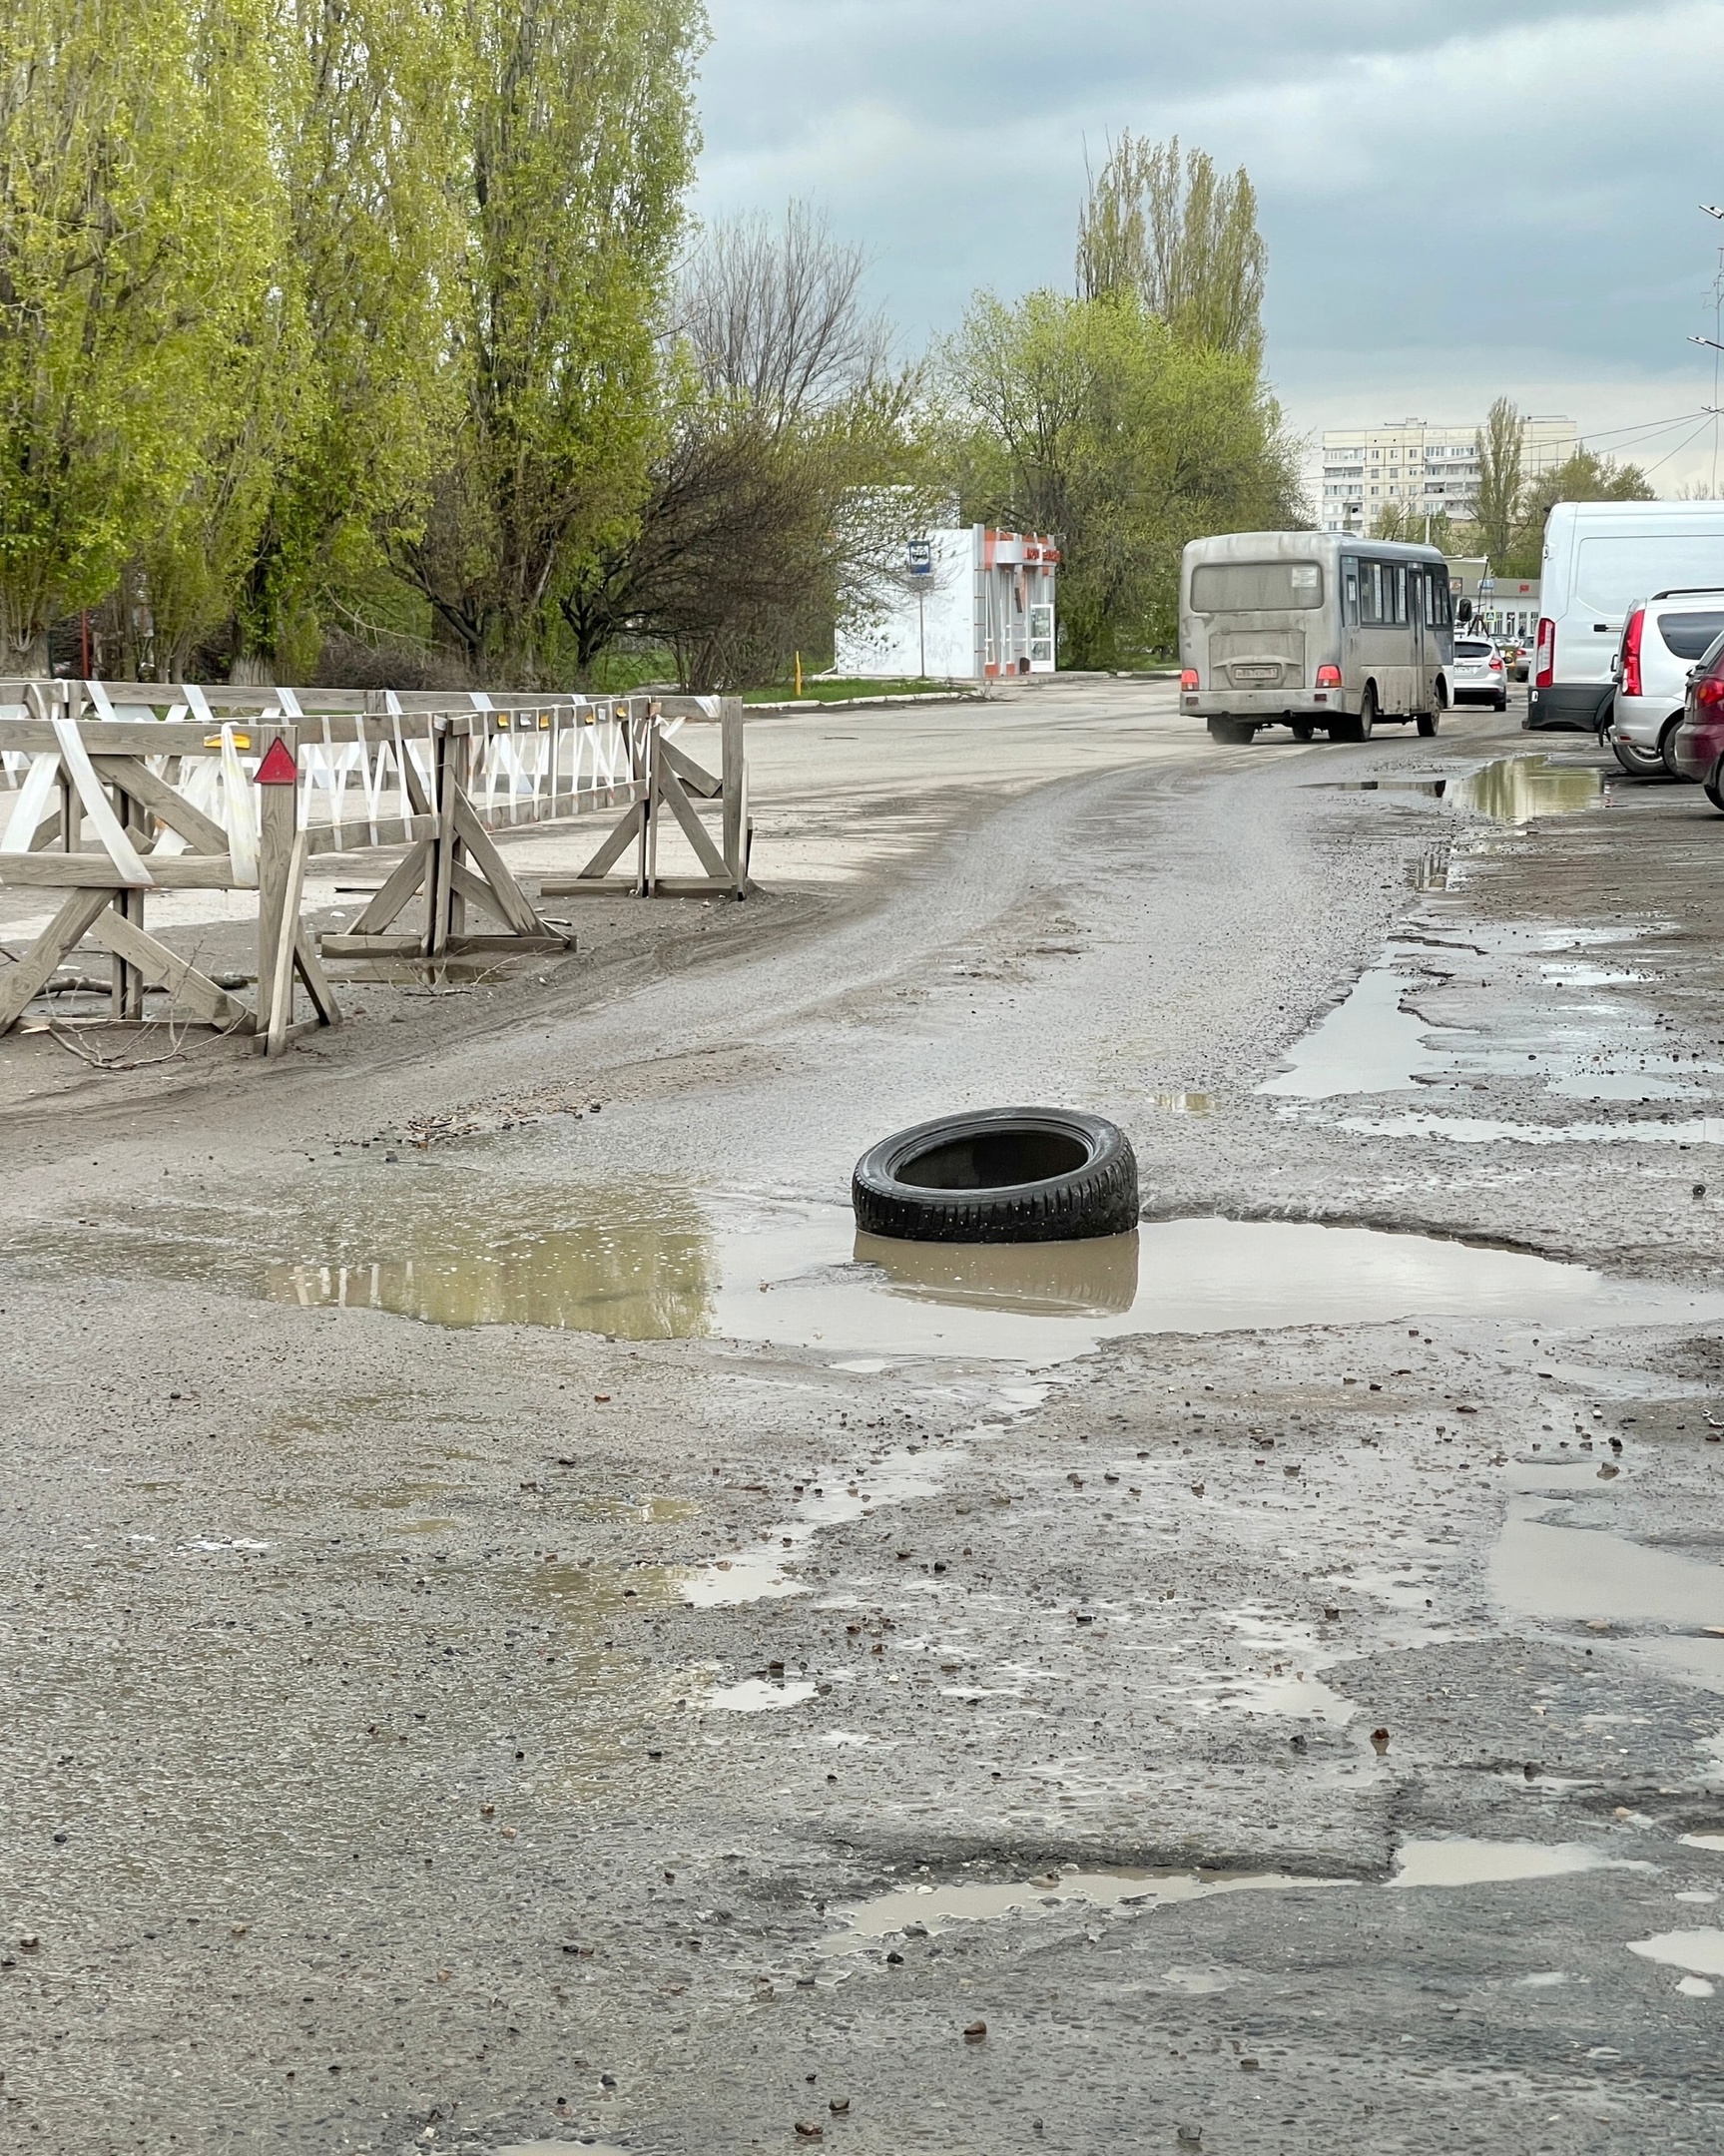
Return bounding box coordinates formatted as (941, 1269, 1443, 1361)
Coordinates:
(1180, 531, 1454, 744)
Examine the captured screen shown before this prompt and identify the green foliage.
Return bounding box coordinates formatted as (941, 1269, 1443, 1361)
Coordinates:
(1076, 133, 1265, 363)
(1471, 396, 1526, 571)
(940, 288, 1303, 667)
(0, 0, 286, 666)
(388, 0, 707, 684)
(1369, 503, 1459, 553)
(1472, 397, 1654, 577)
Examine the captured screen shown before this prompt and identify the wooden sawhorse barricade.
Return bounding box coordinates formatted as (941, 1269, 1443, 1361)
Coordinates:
(0, 687, 752, 1057)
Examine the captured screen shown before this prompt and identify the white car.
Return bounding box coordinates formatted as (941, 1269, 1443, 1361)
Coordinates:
(1448, 635, 1507, 710)
(1607, 589, 1724, 776)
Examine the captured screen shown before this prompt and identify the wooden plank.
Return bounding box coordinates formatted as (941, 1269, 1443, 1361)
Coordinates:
(347, 839, 431, 933)
(657, 764, 731, 879)
(51, 716, 153, 884)
(0, 721, 292, 756)
(449, 791, 549, 937)
(266, 827, 309, 1058)
(255, 749, 298, 1039)
(0, 887, 115, 1033)
(88, 755, 231, 855)
(658, 736, 723, 800)
(571, 798, 646, 881)
(319, 933, 426, 957)
(0, 853, 241, 889)
(291, 921, 341, 1030)
(302, 811, 439, 857)
(320, 930, 574, 957)
(427, 728, 460, 957)
(722, 698, 746, 893)
(85, 911, 255, 1030)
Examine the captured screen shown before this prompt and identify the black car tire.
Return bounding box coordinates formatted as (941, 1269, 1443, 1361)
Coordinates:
(1492, 694, 1508, 712)
(1290, 723, 1315, 741)
(1333, 684, 1377, 743)
(852, 1107, 1140, 1245)
(1416, 711, 1439, 738)
(1705, 762, 1724, 814)
(1612, 735, 1666, 778)
(1660, 717, 1688, 780)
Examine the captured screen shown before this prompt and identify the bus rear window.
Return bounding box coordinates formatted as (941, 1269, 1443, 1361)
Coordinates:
(1190, 561, 1323, 611)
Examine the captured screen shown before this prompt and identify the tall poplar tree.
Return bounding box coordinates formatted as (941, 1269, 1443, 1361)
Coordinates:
(392, 0, 707, 681)
(1077, 133, 1267, 363)
(0, 0, 282, 670)
(226, 0, 465, 679)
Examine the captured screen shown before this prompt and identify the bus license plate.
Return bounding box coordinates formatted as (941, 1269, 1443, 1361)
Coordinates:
(1232, 664, 1279, 683)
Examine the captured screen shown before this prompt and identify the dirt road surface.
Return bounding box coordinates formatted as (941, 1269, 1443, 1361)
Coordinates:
(6, 680, 1724, 2154)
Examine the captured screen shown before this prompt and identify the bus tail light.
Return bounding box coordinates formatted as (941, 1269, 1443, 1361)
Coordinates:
(1534, 618, 1555, 687)
(1621, 606, 1644, 698)
(1180, 669, 1199, 692)
(1315, 664, 1343, 690)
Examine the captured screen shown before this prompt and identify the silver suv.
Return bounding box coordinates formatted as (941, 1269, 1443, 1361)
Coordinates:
(1608, 588, 1724, 775)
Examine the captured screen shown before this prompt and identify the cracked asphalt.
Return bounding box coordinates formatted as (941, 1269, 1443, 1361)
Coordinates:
(5, 681, 1724, 2154)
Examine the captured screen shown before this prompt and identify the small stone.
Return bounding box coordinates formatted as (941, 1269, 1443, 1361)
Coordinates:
(1190, 1482, 1205, 1498)
(1240, 2057, 1260, 2070)
(1524, 1762, 1539, 1780)
(1324, 1606, 1341, 1622)
(1176, 2130, 1203, 2150)
(1371, 1728, 1391, 1754)
(1597, 1463, 1619, 1479)
(829, 2095, 850, 2112)
(594, 1393, 611, 1404)
(885, 1950, 904, 1965)
(794, 2126, 824, 2141)
(963, 2019, 987, 2042)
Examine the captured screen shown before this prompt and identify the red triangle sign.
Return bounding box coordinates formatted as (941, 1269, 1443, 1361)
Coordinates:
(255, 738, 297, 786)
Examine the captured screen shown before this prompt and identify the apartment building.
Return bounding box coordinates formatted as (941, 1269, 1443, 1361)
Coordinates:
(1317, 415, 1578, 534)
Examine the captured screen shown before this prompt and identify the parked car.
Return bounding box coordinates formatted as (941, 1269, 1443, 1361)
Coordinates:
(1607, 590, 1724, 776)
(1529, 499, 1724, 732)
(1666, 630, 1724, 808)
(1449, 636, 1508, 710)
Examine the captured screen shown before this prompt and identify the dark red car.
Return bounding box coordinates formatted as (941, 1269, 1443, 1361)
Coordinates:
(1668, 631, 1724, 808)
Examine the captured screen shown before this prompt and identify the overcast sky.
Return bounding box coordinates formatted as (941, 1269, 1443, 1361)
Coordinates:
(696, 0, 1724, 492)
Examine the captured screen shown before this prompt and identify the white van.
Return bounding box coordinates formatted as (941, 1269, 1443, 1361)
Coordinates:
(1529, 500, 1724, 732)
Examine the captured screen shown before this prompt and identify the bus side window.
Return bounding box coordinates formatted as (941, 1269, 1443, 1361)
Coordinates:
(1342, 556, 1360, 624)
(1393, 566, 1408, 625)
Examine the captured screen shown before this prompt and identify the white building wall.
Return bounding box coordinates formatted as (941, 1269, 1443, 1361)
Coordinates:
(837, 527, 1059, 680)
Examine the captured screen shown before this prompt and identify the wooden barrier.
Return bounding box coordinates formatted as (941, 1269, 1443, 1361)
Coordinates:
(0, 682, 753, 1056)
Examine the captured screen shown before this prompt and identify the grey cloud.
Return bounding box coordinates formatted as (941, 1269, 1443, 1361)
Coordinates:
(695, 3, 1724, 476)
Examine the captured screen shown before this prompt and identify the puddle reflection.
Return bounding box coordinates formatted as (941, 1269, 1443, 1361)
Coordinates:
(818, 1866, 1327, 1954)
(267, 1185, 717, 1337)
(1393, 1840, 1646, 1887)
(1311, 756, 1604, 825)
(36, 1186, 1724, 1363)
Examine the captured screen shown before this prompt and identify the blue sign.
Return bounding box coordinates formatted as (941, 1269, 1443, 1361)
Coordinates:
(906, 539, 932, 577)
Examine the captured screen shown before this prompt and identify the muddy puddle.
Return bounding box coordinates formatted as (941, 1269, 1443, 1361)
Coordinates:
(1392, 1839, 1648, 1887)
(1312, 755, 1606, 824)
(818, 1865, 1329, 1954)
(1258, 965, 1450, 1097)
(37, 1188, 1724, 1360)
